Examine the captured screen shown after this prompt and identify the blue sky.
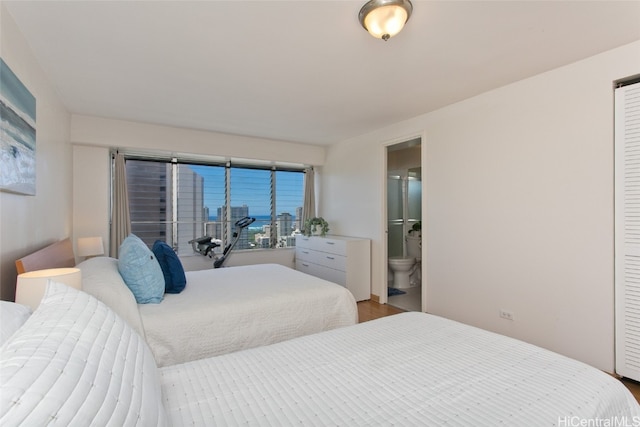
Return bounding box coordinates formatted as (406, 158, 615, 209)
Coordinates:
(188, 165, 303, 217)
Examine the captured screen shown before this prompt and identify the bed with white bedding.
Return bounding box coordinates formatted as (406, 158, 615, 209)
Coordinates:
(139, 263, 359, 366)
(162, 312, 640, 426)
(2, 282, 638, 426)
(78, 257, 358, 366)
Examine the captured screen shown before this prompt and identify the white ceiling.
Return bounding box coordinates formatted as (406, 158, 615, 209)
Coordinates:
(5, 1, 640, 146)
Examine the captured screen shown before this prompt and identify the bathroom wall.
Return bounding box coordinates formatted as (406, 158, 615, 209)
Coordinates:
(388, 145, 420, 171)
(387, 145, 422, 258)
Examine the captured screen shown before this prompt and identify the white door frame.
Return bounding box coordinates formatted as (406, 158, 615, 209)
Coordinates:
(380, 131, 426, 310)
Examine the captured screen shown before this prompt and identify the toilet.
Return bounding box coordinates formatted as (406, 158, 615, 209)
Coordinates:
(388, 234, 422, 289)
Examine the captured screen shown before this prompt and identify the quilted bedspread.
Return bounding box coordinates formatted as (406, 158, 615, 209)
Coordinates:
(161, 312, 640, 426)
(139, 263, 358, 366)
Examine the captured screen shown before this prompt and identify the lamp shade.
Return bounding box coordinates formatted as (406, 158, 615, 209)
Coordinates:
(359, 0, 413, 41)
(16, 268, 82, 311)
(77, 236, 104, 257)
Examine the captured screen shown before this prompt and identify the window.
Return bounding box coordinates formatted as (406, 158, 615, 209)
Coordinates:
(123, 158, 305, 255)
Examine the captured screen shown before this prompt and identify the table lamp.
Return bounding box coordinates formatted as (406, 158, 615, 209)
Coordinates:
(77, 236, 104, 259)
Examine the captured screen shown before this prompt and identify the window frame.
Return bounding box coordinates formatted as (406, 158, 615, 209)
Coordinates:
(114, 153, 306, 255)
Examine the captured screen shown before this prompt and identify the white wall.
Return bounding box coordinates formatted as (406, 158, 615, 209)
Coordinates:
(0, 4, 72, 300)
(71, 115, 325, 165)
(71, 115, 325, 263)
(6, 0, 637, 371)
(322, 40, 640, 372)
(72, 145, 109, 262)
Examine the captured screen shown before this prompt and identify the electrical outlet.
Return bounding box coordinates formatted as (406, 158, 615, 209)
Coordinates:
(499, 309, 514, 321)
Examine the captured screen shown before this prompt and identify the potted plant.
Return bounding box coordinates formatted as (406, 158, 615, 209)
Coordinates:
(303, 217, 330, 237)
(409, 221, 421, 237)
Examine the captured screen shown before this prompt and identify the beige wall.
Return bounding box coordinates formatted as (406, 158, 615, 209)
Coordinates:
(322, 40, 640, 372)
(5, 0, 640, 373)
(0, 5, 72, 301)
(71, 115, 325, 165)
(72, 145, 109, 262)
(70, 115, 325, 260)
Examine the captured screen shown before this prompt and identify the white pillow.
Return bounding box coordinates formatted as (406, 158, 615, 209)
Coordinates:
(0, 281, 167, 426)
(77, 256, 146, 338)
(0, 300, 31, 346)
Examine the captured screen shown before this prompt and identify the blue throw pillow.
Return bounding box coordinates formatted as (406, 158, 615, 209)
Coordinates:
(118, 234, 165, 304)
(152, 240, 187, 294)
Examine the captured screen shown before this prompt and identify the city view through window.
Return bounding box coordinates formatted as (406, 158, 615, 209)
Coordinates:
(125, 159, 305, 255)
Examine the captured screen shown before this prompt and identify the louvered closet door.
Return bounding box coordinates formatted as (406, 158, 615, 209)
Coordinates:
(615, 81, 640, 381)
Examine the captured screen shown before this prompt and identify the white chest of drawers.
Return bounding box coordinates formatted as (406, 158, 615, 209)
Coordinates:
(295, 235, 370, 301)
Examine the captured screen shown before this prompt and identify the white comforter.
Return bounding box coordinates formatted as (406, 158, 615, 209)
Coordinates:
(3, 284, 638, 426)
(161, 312, 640, 426)
(139, 263, 358, 366)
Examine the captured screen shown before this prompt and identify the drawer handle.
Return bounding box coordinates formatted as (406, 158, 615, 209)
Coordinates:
(302, 263, 309, 267)
(326, 256, 335, 260)
(302, 250, 309, 254)
(325, 241, 335, 245)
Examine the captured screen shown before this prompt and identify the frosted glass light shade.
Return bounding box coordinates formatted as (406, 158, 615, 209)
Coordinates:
(77, 236, 104, 257)
(359, 0, 413, 41)
(16, 268, 82, 311)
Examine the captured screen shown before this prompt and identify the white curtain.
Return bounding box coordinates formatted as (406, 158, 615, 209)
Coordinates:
(110, 153, 131, 257)
(302, 167, 316, 224)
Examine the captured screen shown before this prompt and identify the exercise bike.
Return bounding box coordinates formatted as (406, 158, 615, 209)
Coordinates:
(188, 216, 256, 268)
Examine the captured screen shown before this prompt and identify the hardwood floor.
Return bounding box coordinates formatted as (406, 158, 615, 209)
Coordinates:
(356, 299, 640, 405)
(622, 378, 640, 404)
(357, 298, 405, 322)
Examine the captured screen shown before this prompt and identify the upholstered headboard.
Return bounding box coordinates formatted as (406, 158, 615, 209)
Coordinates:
(15, 238, 75, 274)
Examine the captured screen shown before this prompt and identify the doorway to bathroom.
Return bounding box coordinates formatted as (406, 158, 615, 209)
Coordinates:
(386, 137, 422, 312)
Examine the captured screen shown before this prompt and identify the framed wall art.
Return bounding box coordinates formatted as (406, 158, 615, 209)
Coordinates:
(1, 58, 36, 195)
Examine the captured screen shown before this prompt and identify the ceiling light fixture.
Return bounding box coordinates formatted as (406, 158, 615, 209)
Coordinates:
(358, 0, 413, 41)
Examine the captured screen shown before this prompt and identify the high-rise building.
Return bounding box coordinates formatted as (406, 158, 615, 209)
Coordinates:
(126, 161, 172, 247)
(217, 205, 251, 249)
(282, 235, 296, 247)
(255, 235, 270, 248)
(126, 161, 205, 254)
(176, 164, 205, 254)
(277, 212, 293, 239)
(295, 206, 303, 232)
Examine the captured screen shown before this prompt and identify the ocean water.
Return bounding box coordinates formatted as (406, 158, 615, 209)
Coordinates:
(208, 214, 298, 230)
